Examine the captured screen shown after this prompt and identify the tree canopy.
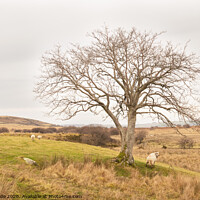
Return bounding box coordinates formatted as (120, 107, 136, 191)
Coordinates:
(35, 27, 200, 164)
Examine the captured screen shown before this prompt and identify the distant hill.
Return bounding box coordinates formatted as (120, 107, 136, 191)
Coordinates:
(0, 116, 54, 127)
(64, 121, 194, 128)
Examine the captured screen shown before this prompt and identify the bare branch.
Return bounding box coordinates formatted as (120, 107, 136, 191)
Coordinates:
(35, 26, 200, 138)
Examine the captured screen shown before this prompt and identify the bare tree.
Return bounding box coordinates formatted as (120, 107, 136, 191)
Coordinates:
(35, 27, 200, 165)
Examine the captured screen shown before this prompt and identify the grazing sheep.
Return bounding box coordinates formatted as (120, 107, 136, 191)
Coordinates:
(31, 134, 35, 141)
(19, 156, 37, 166)
(146, 152, 159, 167)
(37, 135, 42, 140)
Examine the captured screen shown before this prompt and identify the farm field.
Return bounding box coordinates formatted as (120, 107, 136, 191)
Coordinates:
(0, 130, 200, 199)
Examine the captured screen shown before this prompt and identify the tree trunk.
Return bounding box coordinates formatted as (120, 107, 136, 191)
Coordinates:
(116, 108, 136, 165)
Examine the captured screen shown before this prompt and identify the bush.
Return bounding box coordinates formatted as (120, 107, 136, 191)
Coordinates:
(14, 129, 22, 133)
(31, 127, 57, 133)
(78, 126, 106, 135)
(22, 129, 32, 133)
(78, 126, 93, 134)
(31, 128, 47, 133)
(57, 126, 78, 133)
(56, 134, 81, 143)
(176, 124, 182, 128)
(45, 127, 57, 133)
(109, 128, 119, 135)
(178, 137, 194, 149)
(80, 127, 115, 146)
(135, 130, 147, 144)
(81, 132, 112, 146)
(183, 124, 190, 128)
(0, 127, 9, 133)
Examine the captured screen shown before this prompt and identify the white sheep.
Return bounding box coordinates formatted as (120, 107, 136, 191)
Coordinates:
(19, 156, 38, 166)
(31, 134, 35, 141)
(146, 152, 159, 167)
(37, 135, 42, 140)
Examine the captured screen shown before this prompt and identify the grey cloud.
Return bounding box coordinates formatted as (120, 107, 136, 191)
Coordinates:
(0, 79, 35, 109)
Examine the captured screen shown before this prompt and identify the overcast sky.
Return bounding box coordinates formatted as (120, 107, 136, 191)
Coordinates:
(0, 0, 200, 125)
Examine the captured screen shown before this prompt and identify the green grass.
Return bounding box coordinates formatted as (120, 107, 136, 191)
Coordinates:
(0, 135, 200, 179)
(0, 136, 117, 166)
(114, 165, 132, 177)
(0, 135, 199, 200)
(134, 160, 171, 177)
(134, 156, 200, 178)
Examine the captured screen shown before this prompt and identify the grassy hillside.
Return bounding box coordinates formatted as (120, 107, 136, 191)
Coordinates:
(0, 116, 54, 128)
(1, 135, 199, 176)
(0, 136, 117, 165)
(0, 135, 200, 199)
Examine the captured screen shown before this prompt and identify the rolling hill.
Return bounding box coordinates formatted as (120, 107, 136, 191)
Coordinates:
(0, 116, 54, 127)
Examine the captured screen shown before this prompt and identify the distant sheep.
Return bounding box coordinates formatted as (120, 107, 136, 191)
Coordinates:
(37, 135, 42, 140)
(31, 134, 35, 141)
(146, 152, 159, 167)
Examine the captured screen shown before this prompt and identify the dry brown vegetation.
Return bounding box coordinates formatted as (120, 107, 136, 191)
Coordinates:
(133, 148, 200, 173)
(0, 121, 200, 199)
(1, 123, 200, 173)
(0, 158, 200, 200)
(0, 116, 54, 127)
(111, 126, 200, 173)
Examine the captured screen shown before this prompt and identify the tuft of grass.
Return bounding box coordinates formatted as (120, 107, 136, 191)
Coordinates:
(0, 174, 16, 196)
(134, 160, 171, 177)
(17, 182, 41, 195)
(114, 166, 131, 177)
(94, 157, 104, 167)
(38, 155, 69, 169)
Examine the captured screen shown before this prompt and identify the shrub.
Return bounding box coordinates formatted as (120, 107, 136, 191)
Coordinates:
(109, 128, 119, 135)
(31, 127, 57, 133)
(57, 126, 78, 133)
(183, 124, 190, 128)
(14, 129, 22, 133)
(176, 124, 182, 128)
(0, 127, 9, 133)
(80, 127, 114, 146)
(45, 127, 57, 133)
(56, 134, 81, 143)
(81, 132, 110, 146)
(78, 126, 106, 135)
(178, 137, 194, 149)
(31, 128, 47, 133)
(135, 130, 147, 144)
(22, 129, 32, 133)
(78, 126, 93, 134)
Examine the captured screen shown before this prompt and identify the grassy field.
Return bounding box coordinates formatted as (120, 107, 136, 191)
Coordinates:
(0, 135, 200, 200)
(111, 126, 200, 173)
(0, 136, 117, 165)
